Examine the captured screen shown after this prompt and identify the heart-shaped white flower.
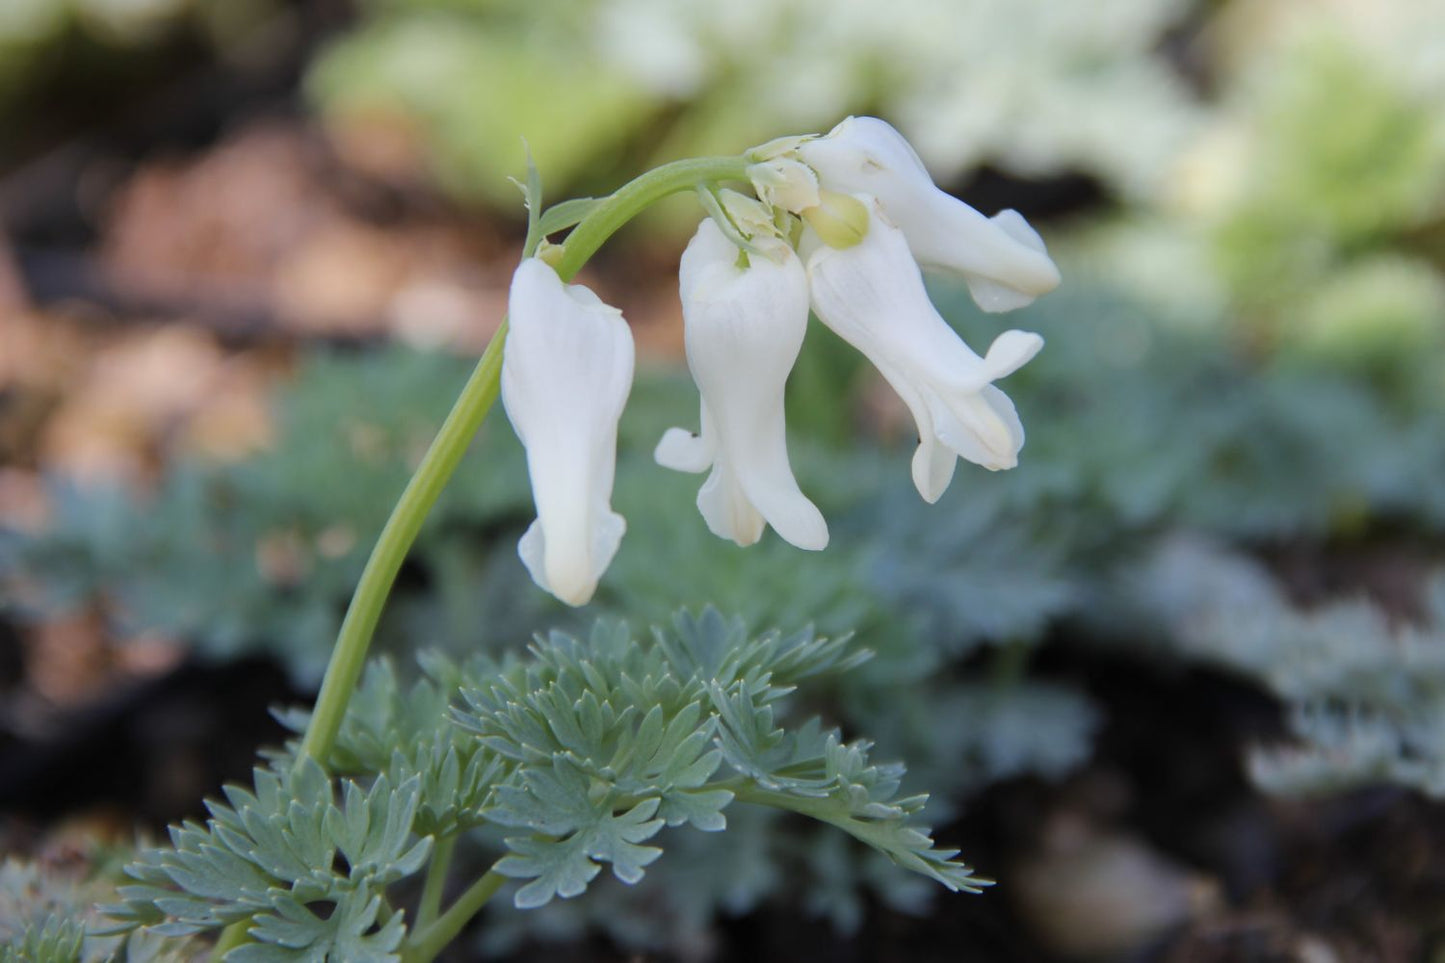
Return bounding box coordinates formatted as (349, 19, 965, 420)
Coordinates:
(655, 218, 827, 550)
(799, 116, 1061, 313)
(502, 258, 634, 605)
(807, 199, 1043, 503)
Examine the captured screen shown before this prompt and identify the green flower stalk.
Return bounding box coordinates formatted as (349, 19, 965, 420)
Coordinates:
(296, 154, 755, 771)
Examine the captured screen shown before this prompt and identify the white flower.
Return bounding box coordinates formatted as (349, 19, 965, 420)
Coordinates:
(806, 198, 1043, 503)
(501, 258, 634, 605)
(655, 218, 828, 550)
(798, 116, 1061, 313)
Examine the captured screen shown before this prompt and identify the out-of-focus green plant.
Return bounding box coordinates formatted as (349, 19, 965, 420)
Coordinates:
(1058, 2, 1445, 417)
(1210, 33, 1445, 372)
(0, 856, 203, 962)
(0, 0, 279, 139)
(1114, 536, 1445, 799)
(307, 0, 1198, 207)
(3, 348, 534, 682)
(1077, 10, 1445, 398)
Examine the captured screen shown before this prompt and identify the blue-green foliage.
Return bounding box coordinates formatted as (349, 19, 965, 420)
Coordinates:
(0, 857, 199, 963)
(1212, 34, 1445, 377)
(0, 871, 85, 963)
(305, 0, 1193, 209)
(1115, 536, 1445, 798)
(107, 612, 979, 957)
(0, 916, 83, 963)
(109, 759, 429, 942)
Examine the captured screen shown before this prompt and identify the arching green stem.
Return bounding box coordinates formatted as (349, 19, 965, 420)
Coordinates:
(400, 868, 508, 963)
(296, 326, 507, 764)
(296, 154, 749, 771)
(554, 156, 752, 280)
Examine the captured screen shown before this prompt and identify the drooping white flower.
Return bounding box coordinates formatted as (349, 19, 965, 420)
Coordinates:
(501, 258, 634, 605)
(806, 198, 1043, 503)
(798, 116, 1061, 313)
(654, 218, 827, 550)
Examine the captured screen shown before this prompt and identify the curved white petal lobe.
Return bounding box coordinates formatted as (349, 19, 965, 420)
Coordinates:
(805, 200, 1043, 503)
(655, 219, 827, 550)
(798, 116, 1061, 313)
(502, 258, 634, 605)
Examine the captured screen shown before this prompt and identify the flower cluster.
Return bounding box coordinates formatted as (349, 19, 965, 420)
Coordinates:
(501, 117, 1061, 605)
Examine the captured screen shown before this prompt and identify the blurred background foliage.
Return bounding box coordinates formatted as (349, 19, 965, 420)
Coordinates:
(3, 0, 1445, 959)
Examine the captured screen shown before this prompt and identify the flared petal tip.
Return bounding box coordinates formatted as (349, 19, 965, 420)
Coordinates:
(768, 497, 829, 551)
(961, 211, 1061, 313)
(655, 427, 712, 474)
(546, 577, 601, 608)
(984, 330, 1044, 379)
(910, 439, 957, 504)
(981, 450, 1020, 472)
(966, 277, 1043, 313)
(516, 511, 625, 607)
(701, 496, 829, 551)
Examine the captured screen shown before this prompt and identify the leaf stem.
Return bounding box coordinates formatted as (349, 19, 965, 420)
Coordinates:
(211, 921, 250, 957)
(415, 833, 458, 931)
(401, 868, 508, 963)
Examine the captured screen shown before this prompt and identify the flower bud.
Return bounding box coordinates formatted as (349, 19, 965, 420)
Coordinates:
(655, 218, 827, 550)
(747, 157, 821, 214)
(807, 197, 1042, 502)
(800, 189, 870, 250)
(502, 258, 634, 605)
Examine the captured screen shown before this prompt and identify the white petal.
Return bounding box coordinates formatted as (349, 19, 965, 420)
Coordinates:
(798, 116, 1061, 312)
(963, 277, 1039, 314)
(910, 430, 957, 505)
(653, 426, 713, 474)
(982, 329, 1045, 380)
(502, 258, 634, 605)
(657, 218, 827, 550)
(696, 459, 767, 547)
(928, 384, 1024, 472)
(517, 512, 625, 606)
(806, 200, 1042, 500)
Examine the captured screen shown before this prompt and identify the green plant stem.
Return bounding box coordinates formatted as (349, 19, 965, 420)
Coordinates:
(416, 833, 458, 931)
(297, 153, 751, 772)
(401, 869, 507, 963)
(731, 785, 889, 852)
(211, 921, 250, 957)
(554, 155, 751, 281)
(296, 324, 508, 765)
